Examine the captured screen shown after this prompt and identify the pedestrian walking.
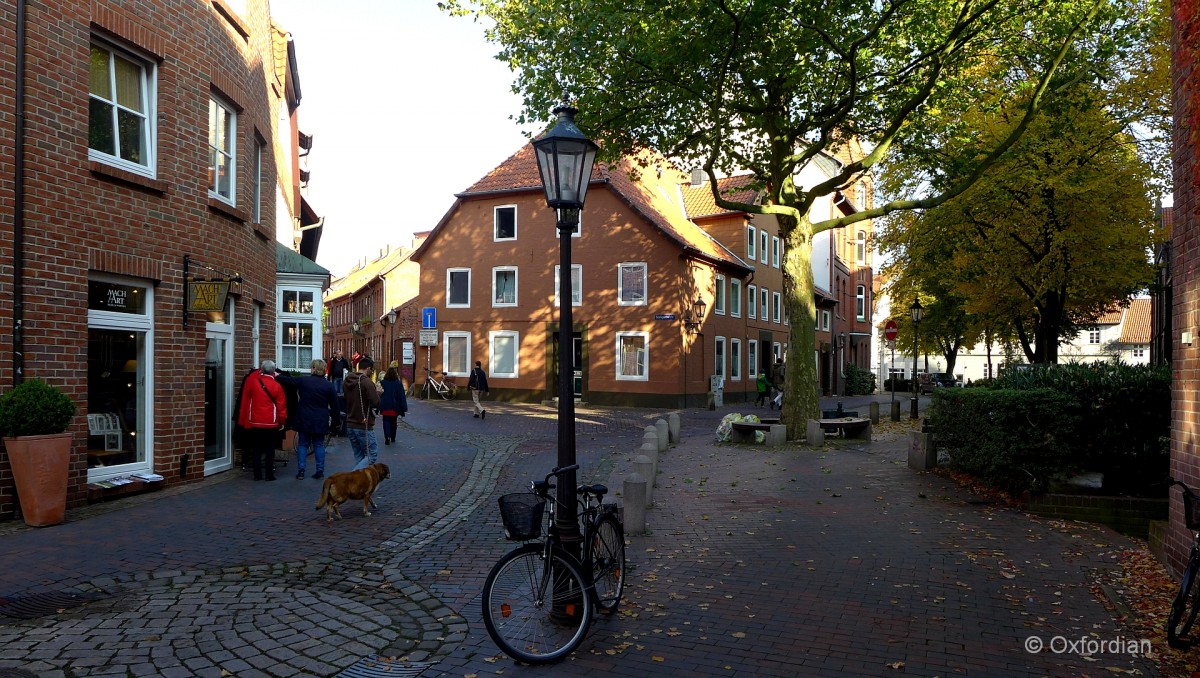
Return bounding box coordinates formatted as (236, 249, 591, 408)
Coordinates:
(468, 360, 489, 419)
(755, 371, 769, 407)
(235, 359, 287, 481)
(379, 364, 408, 445)
(770, 360, 785, 410)
(327, 350, 351, 396)
(344, 356, 381, 470)
(276, 359, 340, 480)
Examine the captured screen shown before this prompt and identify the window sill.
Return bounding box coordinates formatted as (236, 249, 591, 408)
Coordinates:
(250, 221, 273, 240)
(89, 161, 170, 194)
(208, 197, 249, 225)
(211, 0, 250, 39)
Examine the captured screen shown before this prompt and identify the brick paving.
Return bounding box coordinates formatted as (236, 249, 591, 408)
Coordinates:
(0, 395, 1164, 677)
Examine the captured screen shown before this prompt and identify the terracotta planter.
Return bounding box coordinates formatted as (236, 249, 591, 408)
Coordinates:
(4, 433, 71, 527)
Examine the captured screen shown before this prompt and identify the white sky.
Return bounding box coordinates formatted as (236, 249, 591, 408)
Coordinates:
(270, 1, 539, 278)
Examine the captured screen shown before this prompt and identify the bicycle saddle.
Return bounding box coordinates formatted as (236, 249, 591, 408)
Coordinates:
(581, 484, 608, 497)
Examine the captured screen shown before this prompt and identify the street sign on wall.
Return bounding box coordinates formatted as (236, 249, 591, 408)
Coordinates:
(422, 307, 437, 329)
(419, 329, 438, 347)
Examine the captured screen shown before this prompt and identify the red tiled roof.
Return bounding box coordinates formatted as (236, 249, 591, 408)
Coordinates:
(1096, 309, 1123, 324)
(1120, 298, 1151, 343)
(680, 175, 758, 220)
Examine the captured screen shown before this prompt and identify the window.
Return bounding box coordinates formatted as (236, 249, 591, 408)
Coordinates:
(554, 264, 582, 306)
(748, 340, 758, 377)
(493, 267, 517, 307)
(760, 231, 769, 264)
(730, 338, 742, 381)
(822, 310, 831, 331)
(1088, 329, 1100, 344)
(772, 237, 780, 268)
(447, 268, 471, 308)
(208, 96, 237, 204)
(772, 292, 781, 323)
(714, 337, 726, 378)
(490, 331, 519, 378)
(443, 332, 471, 376)
(494, 205, 517, 241)
(282, 290, 314, 314)
(616, 332, 648, 380)
(1132, 346, 1146, 358)
(730, 279, 742, 317)
(88, 277, 154, 474)
(715, 274, 726, 315)
(89, 40, 155, 176)
(251, 136, 263, 223)
(747, 226, 757, 260)
(856, 285, 867, 321)
(761, 288, 769, 321)
(618, 263, 647, 305)
(748, 284, 757, 319)
(856, 231, 867, 265)
(280, 322, 314, 370)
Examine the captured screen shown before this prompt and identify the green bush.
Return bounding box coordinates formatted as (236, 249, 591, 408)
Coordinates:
(930, 388, 1081, 495)
(844, 364, 877, 396)
(0, 379, 76, 438)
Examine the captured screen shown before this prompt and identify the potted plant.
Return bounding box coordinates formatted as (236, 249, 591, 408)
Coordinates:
(0, 379, 76, 527)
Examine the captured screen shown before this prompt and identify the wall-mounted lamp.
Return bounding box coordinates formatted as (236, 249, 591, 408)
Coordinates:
(351, 320, 362, 335)
(837, 332, 846, 350)
(387, 309, 398, 326)
(683, 295, 708, 332)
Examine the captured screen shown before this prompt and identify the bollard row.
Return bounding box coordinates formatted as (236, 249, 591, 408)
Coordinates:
(623, 415, 676, 535)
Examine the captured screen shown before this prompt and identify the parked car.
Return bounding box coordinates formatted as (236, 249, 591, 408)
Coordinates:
(919, 373, 960, 394)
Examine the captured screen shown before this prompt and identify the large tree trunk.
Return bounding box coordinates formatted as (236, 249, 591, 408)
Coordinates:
(780, 215, 819, 440)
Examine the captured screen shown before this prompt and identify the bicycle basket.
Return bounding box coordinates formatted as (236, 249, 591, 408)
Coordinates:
(498, 493, 545, 541)
(1185, 488, 1200, 531)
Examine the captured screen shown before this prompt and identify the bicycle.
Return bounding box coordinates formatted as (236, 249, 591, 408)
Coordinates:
(422, 368, 457, 400)
(1168, 478, 1200, 648)
(482, 464, 627, 664)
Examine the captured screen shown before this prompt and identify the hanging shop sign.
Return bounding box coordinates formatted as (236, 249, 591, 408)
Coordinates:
(182, 255, 242, 328)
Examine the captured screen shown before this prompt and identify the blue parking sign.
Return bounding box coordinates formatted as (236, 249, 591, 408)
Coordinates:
(422, 307, 436, 329)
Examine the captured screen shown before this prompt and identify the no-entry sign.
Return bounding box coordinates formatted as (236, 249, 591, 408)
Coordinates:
(884, 320, 898, 341)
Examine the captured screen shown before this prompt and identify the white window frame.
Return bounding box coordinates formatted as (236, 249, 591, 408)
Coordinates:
(88, 39, 157, 177)
(489, 330, 519, 378)
(554, 264, 583, 307)
(856, 231, 867, 265)
(447, 268, 471, 308)
(278, 287, 320, 371)
(730, 338, 742, 381)
(443, 331, 471, 377)
(494, 205, 517, 241)
(747, 225, 757, 260)
(618, 262, 647, 306)
(772, 237, 780, 268)
(856, 285, 867, 321)
(748, 339, 758, 377)
(616, 332, 649, 381)
(748, 284, 757, 319)
(715, 274, 726, 315)
(714, 336, 726, 379)
(774, 342, 783, 362)
(1088, 329, 1100, 344)
(761, 288, 769, 321)
(730, 279, 742, 317)
(760, 231, 769, 264)
(772, 291, 781, 323)
(208, 95, 237, 206)
(822, 310, 831, 331)
(251, 135, 263, 223)
(492, 267, 518, 307)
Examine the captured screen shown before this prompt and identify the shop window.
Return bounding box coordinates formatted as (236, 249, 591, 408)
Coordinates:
(87, 278, 153, 474)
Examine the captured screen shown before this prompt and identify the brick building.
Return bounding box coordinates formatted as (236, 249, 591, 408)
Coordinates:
(0, 0, 297, 519)
(1168, 3, 1200, 574)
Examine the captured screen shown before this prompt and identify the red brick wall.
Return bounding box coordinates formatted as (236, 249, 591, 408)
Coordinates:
(0, 0, 280, 519)
(1169, 0, 1200, 574)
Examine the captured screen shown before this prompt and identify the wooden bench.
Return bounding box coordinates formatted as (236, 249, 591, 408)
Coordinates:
(729, 421, 787, 446)
(812, 417, 872, 441)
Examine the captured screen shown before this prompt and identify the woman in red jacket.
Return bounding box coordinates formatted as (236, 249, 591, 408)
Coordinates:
(236, 359, 288, 481)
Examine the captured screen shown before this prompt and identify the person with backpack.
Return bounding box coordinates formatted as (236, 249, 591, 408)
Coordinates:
(235, 360, 287, 481)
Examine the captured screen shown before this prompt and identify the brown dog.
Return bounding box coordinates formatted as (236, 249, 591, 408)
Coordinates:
(314, 463, 390, 522)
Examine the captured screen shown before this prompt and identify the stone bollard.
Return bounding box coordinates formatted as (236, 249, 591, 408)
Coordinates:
(668, 413, 681, 444)
(639, 442, 659, 484)
(890, 401, 901, 422)
(655, 419, 669, 451)
(868, 401, 880, 424)
(910, 396, 919, 419)
(633, 454, 654, 506)
(624, 473, 647, 535)
(907, 427, 936, 470)
(642, 429, 659, 456)
(806, 419, 824, 447)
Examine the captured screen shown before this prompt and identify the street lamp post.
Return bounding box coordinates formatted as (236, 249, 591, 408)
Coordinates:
(387, 308, 397, 367)
(533, 101, 598, 554)
(909, 298, 923, 418)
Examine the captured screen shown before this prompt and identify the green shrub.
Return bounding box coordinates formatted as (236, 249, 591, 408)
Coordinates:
(930, 388, 1081, 495)
(844, 364, 877, 396)
(0, 379, 76, 438)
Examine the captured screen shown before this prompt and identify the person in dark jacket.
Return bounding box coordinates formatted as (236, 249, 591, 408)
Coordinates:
(276, 359, 340, 480)
(379, 363, 408, 445)
(327, 350, 351, 396)
(235, 360, 288, 481)
(344, 356, 381, 470)
(468, 360, 490, 419)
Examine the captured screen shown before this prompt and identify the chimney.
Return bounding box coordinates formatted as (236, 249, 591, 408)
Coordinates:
(690, 168, 705, 186)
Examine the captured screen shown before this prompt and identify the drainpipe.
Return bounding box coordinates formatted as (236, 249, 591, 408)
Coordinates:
(13, 0, 27, 386)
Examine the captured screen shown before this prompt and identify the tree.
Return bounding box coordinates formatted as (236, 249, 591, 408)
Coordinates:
(444, 0, 1153, 438)
(881, 83, 1161, 363)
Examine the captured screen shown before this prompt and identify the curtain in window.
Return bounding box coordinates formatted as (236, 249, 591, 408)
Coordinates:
(494, 334, 516, 374)
(448, 336, 468, 373)
(620, 265, 645, 303)
(619, 335, 645, 377)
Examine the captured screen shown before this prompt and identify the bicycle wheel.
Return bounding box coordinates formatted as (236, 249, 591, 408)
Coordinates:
(587, 513, 626, 614)
(1169, 549, 1200, 647)
(482, 544, 593, 664)
(447, 383, 458, 399)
